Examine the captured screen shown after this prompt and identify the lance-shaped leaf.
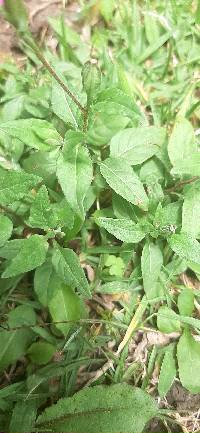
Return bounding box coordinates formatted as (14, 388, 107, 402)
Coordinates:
(100, 157, 148, 211)
(96, 217, 146, 243)
(48, 284, 86, 337)
(56, 143, 93, 219)
(141, 242, 163, 299)
(182, 184, 200, 238)
(52, 245, 91, 298)
(36, 384, 158, 433)
(158, 345, 176, 397)
(177, 329, 200, 393)
(168, 118, 196, 166)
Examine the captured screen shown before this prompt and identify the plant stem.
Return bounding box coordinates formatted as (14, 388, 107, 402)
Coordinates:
(36, 50, 85, 114)
(166, 176, 199, 193)
(23, 33, 86, 115)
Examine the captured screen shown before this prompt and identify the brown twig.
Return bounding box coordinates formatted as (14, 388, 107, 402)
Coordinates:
(166, 176, 199, 193)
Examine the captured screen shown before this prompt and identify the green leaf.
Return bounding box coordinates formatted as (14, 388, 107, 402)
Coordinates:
(87, 102, 130, 147)
(51, 81, 78, 128)
(48, 284, 85, 336)
(28, 185, 57, 230)
(157, 306, 181, 333)
(141, 242, 163, 299)
(9, 400, 37, 433)
(22, 148, 59, 187)
(56, 143, 93, 219)
(52, 245, 91, 298)
(100, 157, 149, 211)
(112, 193, 138, 221)
(34, 260, 63, 306)
(0, 119, 61, 150)
(153, 202, 182, 231)
(110, 126, 166, 165)
(144, 11, 160, 45)
(168, 233, 200, 264)
(96, 217, 146, 243)
(2, 235, 48, 278)
(182, 184, 200, 238)
(177, 329, 200, 393)
(4, 0, 28, 32)
(0, 167, 42, 205)
(96, 281, 130, 294)
(28, 342, 56, 365)
(0, 215, 13, 247)
(36, 384, 158, 433)
(158, 345, 176, 398)
(99, 0, 115, 22)
(8, 305, 36, 328)
(171, 153, 200, 176)
(52, 199, 74, 229)
(0, 238, 26, 259)
(178, 288, 194, 316)
(168, 118, 196, 167)
(0, 329, 34, 372)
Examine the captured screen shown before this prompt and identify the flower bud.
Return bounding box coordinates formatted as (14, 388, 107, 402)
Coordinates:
(81, 60, 101, 107)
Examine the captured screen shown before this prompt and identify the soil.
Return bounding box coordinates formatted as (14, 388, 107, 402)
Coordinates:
(0, 0, 80, 62)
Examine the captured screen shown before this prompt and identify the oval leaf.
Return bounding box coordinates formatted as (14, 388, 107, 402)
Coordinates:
(36, 384, 158, 433)
(177, 329, 200, 393)
(100, 157, 149, 210)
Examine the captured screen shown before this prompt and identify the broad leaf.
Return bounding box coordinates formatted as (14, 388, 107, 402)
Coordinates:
(177, 329, 200, 393)
(168, 233, 200, 264)
(100, 157, 149, 210)
(171, 153, 200, 176)
(52, 245, 91, 298)
(8, 305, 36, 328)
(182, 184, 200, 238)
(9, 400, 37, 433)
(48, 284, 85, 336)
(0, 215, 13, 247)
(2, 235, 48, 278)
(27, 342, 56, 365)
(110, 126, 166, 165)
(141, 242, 163, 299)
(168, 118, 196, 166)
(87, 102, 130, 147)
(97, 217, 146, 243)
(56, 143, 93, 219)
(22, 148, 59, 187)
(0, 119, 61, 150)
(28, 185, 57, 230)
(0, 167, 42, 205)
(158, 345, 176, 397)
(36, 384, 158, 433)
(0, 329, 34, 372)
(51, 81, 78, 128)
(178, 288, 194, 316)
(157, 306, 181, 333)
